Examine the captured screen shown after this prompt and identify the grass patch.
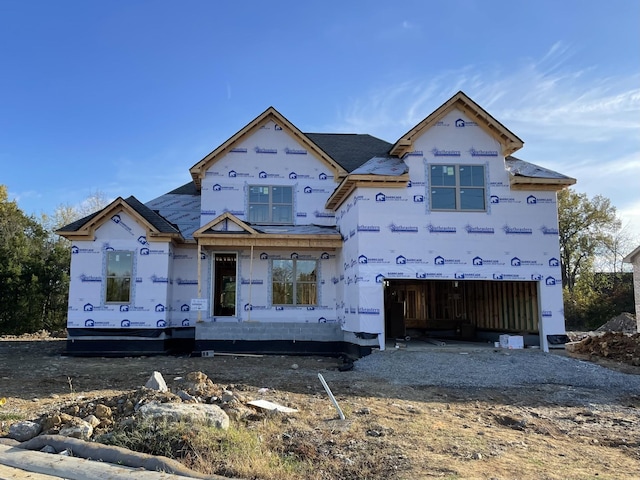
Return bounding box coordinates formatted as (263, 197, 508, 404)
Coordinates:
(0, 412, 24, 422)
(97, 417, 311, 479)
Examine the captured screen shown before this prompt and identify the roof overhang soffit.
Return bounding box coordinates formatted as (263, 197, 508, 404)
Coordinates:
(389, 92, 524, 158)
(189, 108, 348, 189)
(508, 174, 577, 191)
(325, 173, 410, 210)
(56, 198, 182, 242)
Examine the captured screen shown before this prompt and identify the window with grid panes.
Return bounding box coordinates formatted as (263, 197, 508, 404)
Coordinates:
(429, 164, 486, 211)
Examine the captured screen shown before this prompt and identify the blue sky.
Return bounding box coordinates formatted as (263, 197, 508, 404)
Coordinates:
(2, 0, 639, 245)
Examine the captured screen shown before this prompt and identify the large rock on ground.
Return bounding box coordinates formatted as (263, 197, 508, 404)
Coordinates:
(59, 418, 94, 440)
(9, 421, 42, 442)
(138, 401, 229, 429)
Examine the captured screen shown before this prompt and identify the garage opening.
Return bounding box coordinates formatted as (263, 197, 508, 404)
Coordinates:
(384, 279, 539, 342)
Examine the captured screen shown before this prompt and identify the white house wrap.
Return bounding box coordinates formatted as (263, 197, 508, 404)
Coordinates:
(58, 92, 576, 356)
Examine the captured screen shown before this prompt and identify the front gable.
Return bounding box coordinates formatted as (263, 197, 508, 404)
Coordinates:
(390, 91, 524, 158)
(194, 212, 258, 236)
(57, 197, 181, 243)
(189, 107, 347, 189)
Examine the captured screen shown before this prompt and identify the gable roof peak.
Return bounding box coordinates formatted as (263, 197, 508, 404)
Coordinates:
(189, 107, 347, 189)
(390, 91, 524, 158)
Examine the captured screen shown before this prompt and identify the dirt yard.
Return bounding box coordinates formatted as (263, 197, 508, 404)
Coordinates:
(0, 334, 639, 480)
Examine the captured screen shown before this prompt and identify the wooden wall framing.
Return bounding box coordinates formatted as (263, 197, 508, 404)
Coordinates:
(386, 279, 539, 334)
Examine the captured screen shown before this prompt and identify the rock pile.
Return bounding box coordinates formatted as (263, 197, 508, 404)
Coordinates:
(5, 370, 291, 445)
(596, 312, 638, 333)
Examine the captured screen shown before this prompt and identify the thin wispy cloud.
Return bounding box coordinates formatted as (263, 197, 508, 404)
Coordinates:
(334, 43, 640, 142)
(332, 42, 640, 243)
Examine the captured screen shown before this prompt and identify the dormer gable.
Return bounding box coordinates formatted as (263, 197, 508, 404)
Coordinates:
(193, 212, 258, 236)
(390, 91, 524, 158)
(189, 107, 348, 189)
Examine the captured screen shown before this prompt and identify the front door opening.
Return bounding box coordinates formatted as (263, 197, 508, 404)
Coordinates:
(213, 253, 237, 317)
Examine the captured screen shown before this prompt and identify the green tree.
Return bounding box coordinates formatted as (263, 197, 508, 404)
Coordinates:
(0, 186, 69, 333)
(557, 188, 620, 292)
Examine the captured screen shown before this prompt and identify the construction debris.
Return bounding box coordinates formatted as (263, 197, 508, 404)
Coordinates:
(566, 332, 640, 366)
(246, 399, 298, 413)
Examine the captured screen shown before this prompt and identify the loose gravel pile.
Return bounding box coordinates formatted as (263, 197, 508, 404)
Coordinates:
(353, 346, 640, 393)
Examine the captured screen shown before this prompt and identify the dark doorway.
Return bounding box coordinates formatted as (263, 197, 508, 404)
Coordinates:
(213, 253, 237, 317)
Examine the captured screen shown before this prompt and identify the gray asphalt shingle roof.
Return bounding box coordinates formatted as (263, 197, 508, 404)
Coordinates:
(304, 133, 392, 172)
(57, 196, 181, 236)
(123, 196, 181, 235)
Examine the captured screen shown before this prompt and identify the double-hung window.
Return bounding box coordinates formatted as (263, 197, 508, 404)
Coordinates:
(248, 186, 293, 224)
(430, 164, 486, 211)
(272, 259, 317, 306)
(106, 251, 133, 303)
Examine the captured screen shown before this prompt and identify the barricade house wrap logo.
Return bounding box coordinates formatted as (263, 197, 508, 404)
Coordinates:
(375, 192, 407, 202)
(434, 255, 465, 266)
(472, 256, 503, 266)
(396, 255, 424, 265)
(228, 170, 251, 178)
(545, 276, 560, 286)
(490, 195, 520, 204)
(111, 214, 134, 235)
(258, 171, 282, 179)
(304, 186, 328, 194)
(212, 184, 236, 192)
(492, 273, 525, 280)
(358, 255, 387, 265)
(510, 257, 541, 267)
(71, 245, 99, 254)
(455, 119, 478, 127)
(526, 195, 554, 205)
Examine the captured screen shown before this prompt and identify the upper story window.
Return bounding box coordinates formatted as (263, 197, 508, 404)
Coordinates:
(248, 185, 293, 224)
(430, 164, 486, 211)
(106, 251, 133, 303)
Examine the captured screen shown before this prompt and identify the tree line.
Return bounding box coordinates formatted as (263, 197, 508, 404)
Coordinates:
(0, 186, 109, 334)
(0, 184, 636, 334)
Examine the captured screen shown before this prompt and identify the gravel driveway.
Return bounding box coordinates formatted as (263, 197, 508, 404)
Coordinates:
(354, 346, 640, 395)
